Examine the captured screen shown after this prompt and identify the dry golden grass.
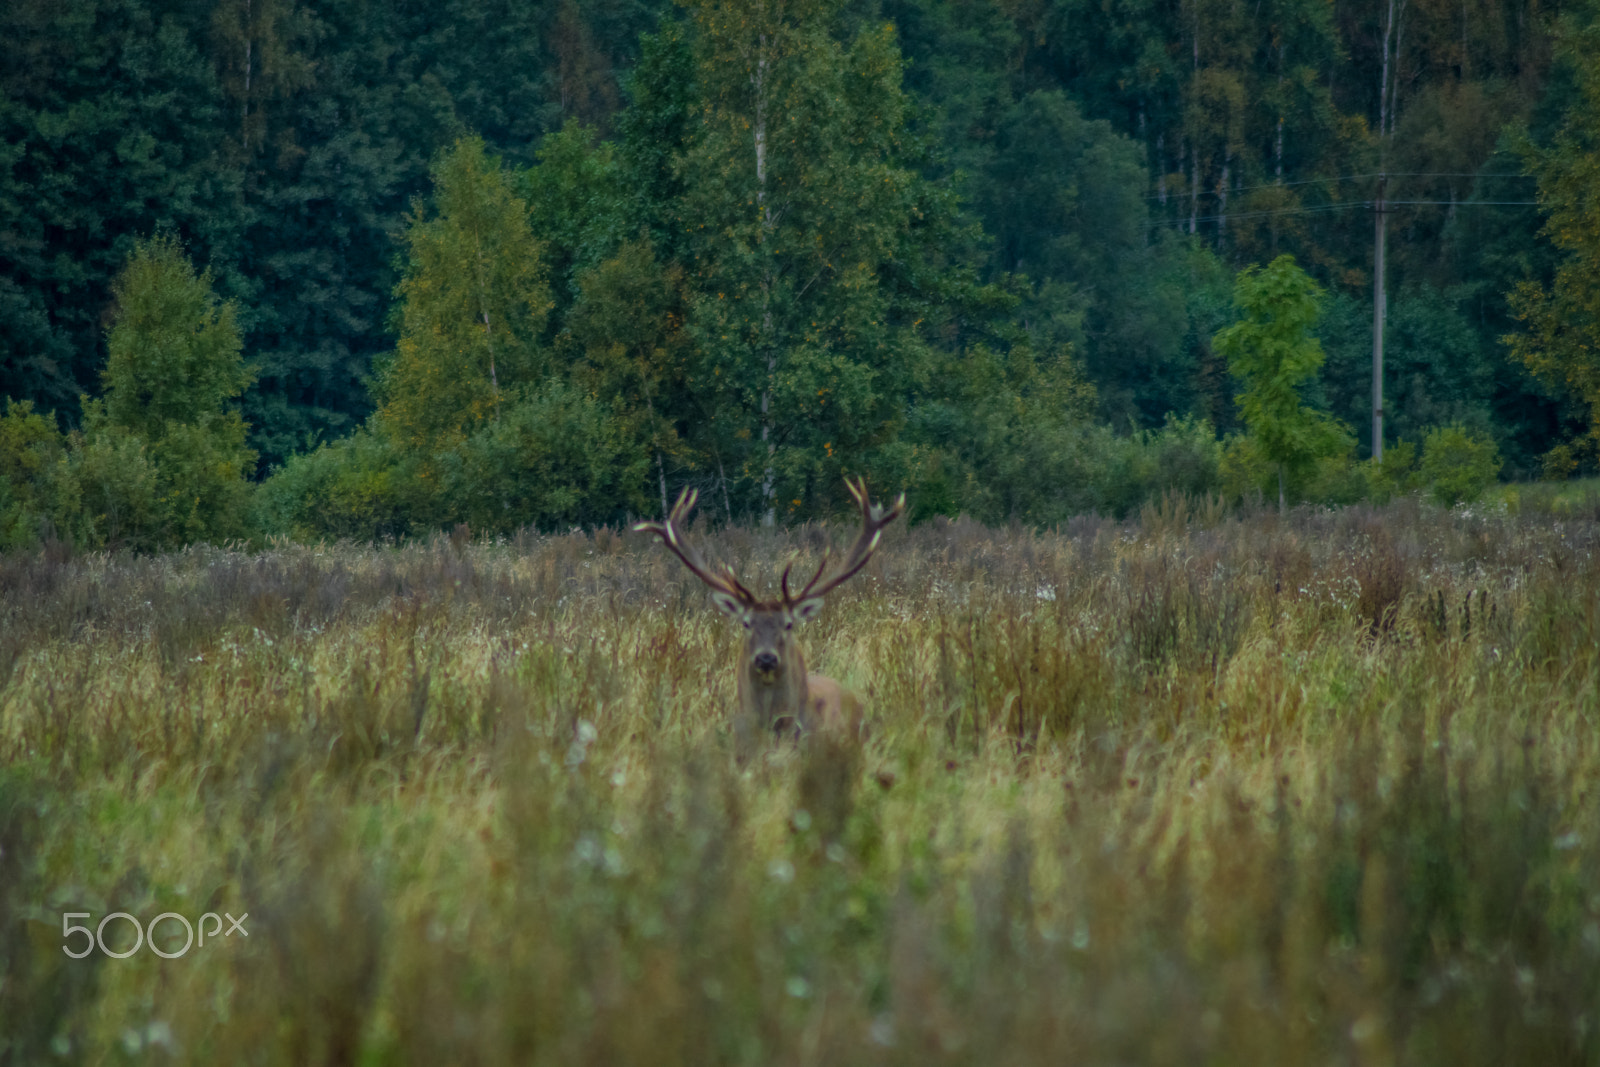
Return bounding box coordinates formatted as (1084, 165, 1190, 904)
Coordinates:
(2, 497, 1598, 1065)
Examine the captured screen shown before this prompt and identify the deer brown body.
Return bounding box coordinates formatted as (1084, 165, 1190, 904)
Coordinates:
(635, 478, 903, 744)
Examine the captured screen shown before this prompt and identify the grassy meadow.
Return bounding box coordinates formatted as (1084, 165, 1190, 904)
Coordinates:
(3, 491, 1600, 1065)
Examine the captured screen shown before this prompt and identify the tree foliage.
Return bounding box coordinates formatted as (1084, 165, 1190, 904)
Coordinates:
(675, 0, 989, 522)
(2, 0, 1589, 544)
(376, 139, 552, 452)
(82, 237, 256, 548)
(1506, 6, 1600, 474)
(1421, 424, 1503, 505)
(566, 236, 692, 517)
(1214, 255, 1351, 509)
(0, 400, 68, 550)
(102, 238, 253, 439)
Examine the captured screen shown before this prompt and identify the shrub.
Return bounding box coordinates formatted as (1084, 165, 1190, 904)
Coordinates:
(1304, 452, 1370, 507)
(436, 381, 650, 533)
(256, 429, 421, 541)
(147, 418, 257, 545)
(1085, 414, 1224, 517)
(260, 382, 649, 541)
(1421, 424, 1502, 505)
(906, 344, 1100, 524)
(62, 417, 164, 551)
(1219, 432, 1273, 506)
(0, 400, 68, 551)
(54, 401, 256, 551)
(1368, 439, 1422, 503)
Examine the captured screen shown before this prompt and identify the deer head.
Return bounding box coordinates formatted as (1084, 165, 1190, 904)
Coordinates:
(634, 478, 905, 741)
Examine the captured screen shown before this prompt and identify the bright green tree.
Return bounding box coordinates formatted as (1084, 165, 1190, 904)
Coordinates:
(377, 138, 552, 452)
(83, 236, 256, 548)
(1213, 254, 1350, 511)
(1506, 10, 1600, 476)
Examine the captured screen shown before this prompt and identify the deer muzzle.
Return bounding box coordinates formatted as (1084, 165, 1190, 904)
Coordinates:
(751, 650, 782, 680)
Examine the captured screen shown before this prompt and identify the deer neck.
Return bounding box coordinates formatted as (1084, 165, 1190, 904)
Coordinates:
(741, 645, 811, 737)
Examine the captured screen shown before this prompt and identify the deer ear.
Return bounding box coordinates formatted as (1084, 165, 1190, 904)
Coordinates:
(792, 597, 824, 624)
(709, 591, 746, 621)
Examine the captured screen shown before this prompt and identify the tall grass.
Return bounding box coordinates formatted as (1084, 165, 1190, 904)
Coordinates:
(2, 498, 1599, 1065)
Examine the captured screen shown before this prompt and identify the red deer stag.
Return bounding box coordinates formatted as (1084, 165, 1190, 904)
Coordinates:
(635, 478, 904, 744)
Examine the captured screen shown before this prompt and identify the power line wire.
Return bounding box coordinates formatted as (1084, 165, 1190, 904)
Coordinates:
(1382, 199, 1537, 206)
(1375, 172, 1534, 179)
(1153, 202, 1364, 225)
(1145, 170, 1535, 203)
(1149, 198, 1536, 227)
(1144, 174, 1371, 201)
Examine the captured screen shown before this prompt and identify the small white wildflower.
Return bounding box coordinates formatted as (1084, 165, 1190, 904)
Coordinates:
(573, 835, 601, 866)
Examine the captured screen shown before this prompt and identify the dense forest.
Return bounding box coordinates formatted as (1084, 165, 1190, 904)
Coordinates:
(2, 0, 1599, 547)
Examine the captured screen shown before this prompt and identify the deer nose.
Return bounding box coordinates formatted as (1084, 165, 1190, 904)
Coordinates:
(753, 650, 780, 673)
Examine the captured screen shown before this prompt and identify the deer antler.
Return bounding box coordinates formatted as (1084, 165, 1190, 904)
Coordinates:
(785, 477, 906, 605)
(633, 488, 754, 603)
(638, 480, 904, 608)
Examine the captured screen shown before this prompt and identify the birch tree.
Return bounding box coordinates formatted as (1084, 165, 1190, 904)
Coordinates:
(676, 0, 946, 523)
(377, 138, 551, 453)
(81, 236, 256, 548)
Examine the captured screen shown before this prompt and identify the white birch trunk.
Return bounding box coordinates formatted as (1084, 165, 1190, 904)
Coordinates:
(1389, 0, 1408, 137)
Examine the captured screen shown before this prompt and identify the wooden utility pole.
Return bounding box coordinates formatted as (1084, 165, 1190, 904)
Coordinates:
(1372, 173, 1387, 462)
